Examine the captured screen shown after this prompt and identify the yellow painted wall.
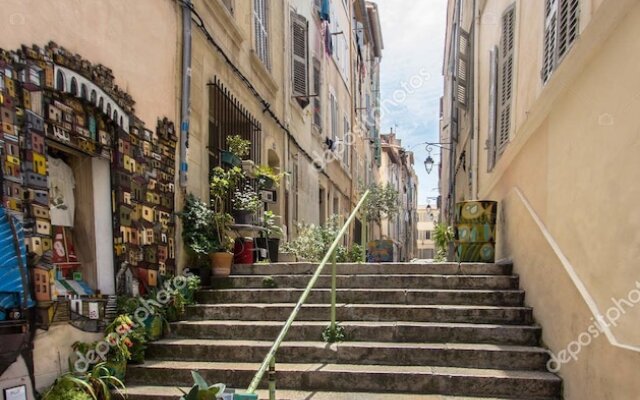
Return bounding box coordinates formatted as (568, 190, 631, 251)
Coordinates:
(0, 0, 180, 391)
(0, 0, 180, 127)
(472, 0, 640, 398)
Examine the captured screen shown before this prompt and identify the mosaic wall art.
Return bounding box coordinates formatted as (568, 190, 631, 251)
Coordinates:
(0, 42, 177, 293)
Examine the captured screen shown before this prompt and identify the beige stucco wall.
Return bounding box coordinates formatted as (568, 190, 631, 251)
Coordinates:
(0, 0, 180, 128)
(473, 0, 640, 398)
(0, 0, 180, 391)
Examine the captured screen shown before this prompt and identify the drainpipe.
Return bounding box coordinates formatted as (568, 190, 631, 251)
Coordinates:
(179, 0, 192, 188)
(472, 0, 479, 200)
(446, 0, 462, 259)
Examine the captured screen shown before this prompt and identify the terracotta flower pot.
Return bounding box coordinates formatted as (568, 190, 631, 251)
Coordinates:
(210, 251, 233, 277)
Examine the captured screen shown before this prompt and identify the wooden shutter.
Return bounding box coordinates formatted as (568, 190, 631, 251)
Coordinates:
(456, 29, 470, 107)
(343, 115, 350, 166)
(291, 12, 308, 98)
(254, 0, 269, 69)
(487, 46, 498, 171)
(312, 57, 322, 129)
(542, 0, 579, 83)
(557, 0, 580, 59)
(542, 0, 557, 82)
(497, 4, 515, 155)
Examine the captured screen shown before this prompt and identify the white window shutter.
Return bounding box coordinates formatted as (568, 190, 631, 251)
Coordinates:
(487, 46, 498, 171)
(254, 0, 270, 69)
(557, 0, 580, 59)
(542, 0, 579, 83)
(291, 12, 308, 98)
(456, 29, 470, 107)
(542, 0, 557, 82)
(312, 58, 322, 129)
(497, 4, 515, 155)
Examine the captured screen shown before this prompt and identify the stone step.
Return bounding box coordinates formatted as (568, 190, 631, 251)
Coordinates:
(145, 339, 550, 371)
(210, 274, 519, 290)
(197, 288, 526, 306)
(124, 385, 546, 400)
(230, 262, 513, 276)
(186, 303, 533, 325)
(126, 361, 561, 399)
(170, 320, 541, 345)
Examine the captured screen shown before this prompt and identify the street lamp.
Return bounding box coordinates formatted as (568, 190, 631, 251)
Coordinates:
(424, 154, 435, 174)
(408, 142, 451, 175)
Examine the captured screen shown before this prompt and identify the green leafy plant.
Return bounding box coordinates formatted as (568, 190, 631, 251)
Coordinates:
(361, 183, 400, 221)
(433, 223, 454, 261)
(322, 323, 347, 343)
(284, 216, 342, 262)
(179, 370, 226, 400)
(232, 183, 262, 212)
(261, 276, 278, 288)
(209, 166, 243, 252)
(179, 194, 219, 261)
(226, 135, 251, 159)
(259, 211, 284, 239)
(254, 165, 285, 187)
(336, 243, 364, 262)
(42, 363, 125, 400)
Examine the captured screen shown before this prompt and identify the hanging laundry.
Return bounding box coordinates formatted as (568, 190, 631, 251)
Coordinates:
(320, 0, 330, 22)
(324, 21, 333, 56)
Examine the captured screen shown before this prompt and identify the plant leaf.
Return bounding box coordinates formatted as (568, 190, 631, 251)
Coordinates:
(191, 370, 209, 390)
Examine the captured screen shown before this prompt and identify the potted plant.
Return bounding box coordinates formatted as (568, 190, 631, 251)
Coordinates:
(254, 165, 285, 189)
(221, 134, 250, 167)
(210, 166, 243, 277)
(231, 183, 262, 224)
(42, 362, 125, 400)
(209, 212, 235, 277)
(255, 211, 284, 262)
(179, 370, 226, 400)
(179, 194, 219, 286)
(278, 241, 297, 262)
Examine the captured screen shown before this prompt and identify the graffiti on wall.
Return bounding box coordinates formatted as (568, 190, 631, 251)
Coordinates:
(0, 42, 177, 293)
(454, 200, 498, 262)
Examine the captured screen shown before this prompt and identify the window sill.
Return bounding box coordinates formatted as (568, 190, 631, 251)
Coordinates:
(201, 0, 244, 51)
(250, 51, 279, 95)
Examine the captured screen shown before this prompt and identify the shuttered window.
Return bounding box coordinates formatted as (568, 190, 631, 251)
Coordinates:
(456, 29, 470, 108)
(312, 57, 322, 130)
(487, 46, 499, 171)
(291, 11, 308, 99)
(497, 5, 515, 155)
(542, 0, 580, 83)
(330, 92, 337, 143)
(343, 115, 350, 166)
(254, 0, 270, 70)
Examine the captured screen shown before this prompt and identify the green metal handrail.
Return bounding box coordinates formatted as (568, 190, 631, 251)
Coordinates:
(234, 190, 370, 400)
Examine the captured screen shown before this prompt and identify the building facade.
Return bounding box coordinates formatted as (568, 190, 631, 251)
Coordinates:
(416, 205, 439, 260)
(0, 0, 393, 394)
(440, 0, 640, 398)
(379, 131, 418, 261)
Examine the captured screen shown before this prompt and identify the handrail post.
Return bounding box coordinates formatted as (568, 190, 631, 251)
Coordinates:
(361, 212, 367, 262)
(330, 248, 337, 329)
(268, 357, 276, 400)
(245, 190, 370, 395)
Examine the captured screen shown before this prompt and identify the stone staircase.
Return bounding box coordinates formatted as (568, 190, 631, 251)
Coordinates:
(125, 262, 562, 399)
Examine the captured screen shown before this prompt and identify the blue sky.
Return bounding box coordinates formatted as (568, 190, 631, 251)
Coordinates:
(376, 0, 447, 206)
